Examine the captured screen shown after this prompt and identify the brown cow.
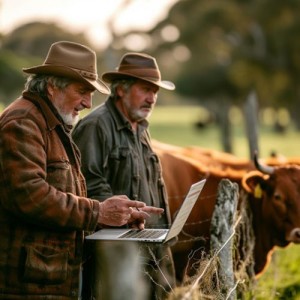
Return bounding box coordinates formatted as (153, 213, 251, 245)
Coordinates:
(153, 140, 300, 282)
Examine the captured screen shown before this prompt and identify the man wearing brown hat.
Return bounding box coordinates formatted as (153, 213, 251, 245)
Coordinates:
(72, 52, 176, 299)
(0, 42, 164, 300)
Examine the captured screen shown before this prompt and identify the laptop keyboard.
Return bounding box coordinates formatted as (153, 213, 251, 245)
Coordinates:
(119, 229, 168, 239)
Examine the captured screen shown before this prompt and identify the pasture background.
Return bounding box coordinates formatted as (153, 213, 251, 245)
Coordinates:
(149, 105, 300, 299)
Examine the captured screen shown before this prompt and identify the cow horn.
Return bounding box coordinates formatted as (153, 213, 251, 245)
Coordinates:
(253, 150, 274, 174)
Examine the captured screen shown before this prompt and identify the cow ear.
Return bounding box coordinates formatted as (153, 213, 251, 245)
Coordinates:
(242, 170, 269, 198)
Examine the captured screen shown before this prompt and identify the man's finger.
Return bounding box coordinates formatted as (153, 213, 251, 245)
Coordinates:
(131, 210, 150, 219)
(142, 206, 164, 214)
(126, 200, 146, 208)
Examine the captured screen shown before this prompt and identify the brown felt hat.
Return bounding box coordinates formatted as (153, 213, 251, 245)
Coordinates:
(23, 41, 110, 94)
(101, 52, 175, 90)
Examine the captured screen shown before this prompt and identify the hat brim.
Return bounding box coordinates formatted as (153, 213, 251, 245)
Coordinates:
(23, 65, 110, 95)
(102, 72, 175, 91)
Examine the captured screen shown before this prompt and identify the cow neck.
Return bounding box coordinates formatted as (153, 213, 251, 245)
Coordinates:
(249, 196, 275, 275)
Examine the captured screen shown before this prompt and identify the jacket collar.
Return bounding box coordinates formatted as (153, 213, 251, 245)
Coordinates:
(22, 91, 71, 132)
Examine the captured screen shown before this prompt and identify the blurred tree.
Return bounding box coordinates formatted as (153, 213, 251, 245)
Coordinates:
(1, 21, 90, 58)
(111, 0, 300, 152)
(154, 0, 300, 133)
(253, 0, 300, 130)
(0, 21, 107, 106)
(2, 1, 300, 150)
(0, 50, 28, 102)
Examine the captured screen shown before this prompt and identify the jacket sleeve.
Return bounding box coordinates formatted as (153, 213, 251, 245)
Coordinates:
(72, 119, 113, 201)
(0, 117, 99, 231)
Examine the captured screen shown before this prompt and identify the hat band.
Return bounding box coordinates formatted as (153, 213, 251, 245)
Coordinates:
(76, 69, 97, 80)
(118, 67, 161, 81)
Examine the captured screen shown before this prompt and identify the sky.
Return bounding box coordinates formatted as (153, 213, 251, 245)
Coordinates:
(0, 0, 178, 49)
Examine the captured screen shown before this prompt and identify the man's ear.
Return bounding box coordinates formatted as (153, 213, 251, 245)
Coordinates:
(116, 85, 125, 98)
(46, 82, 54, 97)
(242, 171, 269, 198)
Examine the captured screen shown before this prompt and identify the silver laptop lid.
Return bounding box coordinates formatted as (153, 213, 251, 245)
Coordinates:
(164, 179, 206, 242)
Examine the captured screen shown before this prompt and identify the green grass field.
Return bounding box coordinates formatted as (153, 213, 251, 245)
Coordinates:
(149, 105, 300, 158)
(149, 105, 300, 300)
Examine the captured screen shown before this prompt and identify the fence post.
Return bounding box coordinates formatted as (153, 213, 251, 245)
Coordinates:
(210, 178, 239, 299)
(243, 89, 259, 159)
(91, 241, 149, 300)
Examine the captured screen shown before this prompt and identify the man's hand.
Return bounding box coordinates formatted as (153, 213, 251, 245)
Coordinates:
(98, 195, 146, 226)
(128, 206, 164, 230)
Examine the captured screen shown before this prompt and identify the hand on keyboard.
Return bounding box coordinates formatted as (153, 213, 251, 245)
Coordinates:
(129, 206, 165, 230)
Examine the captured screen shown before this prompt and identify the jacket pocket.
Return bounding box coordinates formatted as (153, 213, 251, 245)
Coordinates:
(23, 244, 69, 284)
(108, 146, 131, 188)
(46, 160, 72, 192)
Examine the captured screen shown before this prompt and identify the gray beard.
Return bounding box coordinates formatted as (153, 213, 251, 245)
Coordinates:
(55, 106, 79, 125)
(60, 113, 79, 126)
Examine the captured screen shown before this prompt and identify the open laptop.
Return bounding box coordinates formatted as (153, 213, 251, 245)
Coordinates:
(86, 179, 206, 243)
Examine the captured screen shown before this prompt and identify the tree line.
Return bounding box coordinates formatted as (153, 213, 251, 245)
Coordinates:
(1, 0, 300, 152)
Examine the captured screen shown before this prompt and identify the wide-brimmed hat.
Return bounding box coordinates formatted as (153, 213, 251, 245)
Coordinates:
(23, 41, 110, 94)
(101, 52, 175, 90)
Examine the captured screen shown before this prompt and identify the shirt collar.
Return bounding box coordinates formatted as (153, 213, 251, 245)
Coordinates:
(22, 91, 71, 132)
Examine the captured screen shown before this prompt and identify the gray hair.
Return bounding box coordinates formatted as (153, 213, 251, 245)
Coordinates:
(25, 75, 73, 99)
(110, 78, 137, 99)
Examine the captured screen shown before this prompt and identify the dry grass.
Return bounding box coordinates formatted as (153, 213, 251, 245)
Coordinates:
(165, 192, 256, 300)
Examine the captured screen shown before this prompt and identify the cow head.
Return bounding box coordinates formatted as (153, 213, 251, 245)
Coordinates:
(242, 152, 300, 247)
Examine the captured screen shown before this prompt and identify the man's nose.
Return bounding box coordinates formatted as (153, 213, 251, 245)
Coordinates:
(82, 95, 92, 109)
(148, 92, 157, 104)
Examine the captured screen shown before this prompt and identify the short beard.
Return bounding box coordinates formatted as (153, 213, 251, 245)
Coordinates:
(56, 108, 78, 126)
(51, 99, 78, 126)
(60, 113, 79, 126)
(123, 95, 152, 122)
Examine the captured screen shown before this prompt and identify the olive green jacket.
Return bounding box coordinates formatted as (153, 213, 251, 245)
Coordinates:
(72, 97, 172, 227)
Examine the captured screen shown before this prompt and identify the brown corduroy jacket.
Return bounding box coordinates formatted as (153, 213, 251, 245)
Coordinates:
(0, 91, 100, 299)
